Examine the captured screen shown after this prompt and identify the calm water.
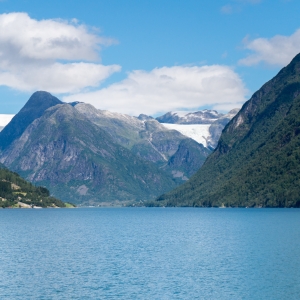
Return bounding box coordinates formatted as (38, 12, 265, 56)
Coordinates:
(0, 208, 300, 299)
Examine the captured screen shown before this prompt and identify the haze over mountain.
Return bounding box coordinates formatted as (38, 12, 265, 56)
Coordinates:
(155, 53, 300, 208)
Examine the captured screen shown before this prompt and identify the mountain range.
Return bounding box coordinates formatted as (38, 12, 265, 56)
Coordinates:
(0, 92, 213, 205)
(156, 110, 223, 124)
(155, 53, 300, 208)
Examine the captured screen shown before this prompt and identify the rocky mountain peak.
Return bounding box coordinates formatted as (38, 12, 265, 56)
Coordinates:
(155, 109, 224, 124)
(23, 91, 61, 110)
(137, 114, 154, 121)
(227, 108, 240, 115)
(0, 91, 62, 150)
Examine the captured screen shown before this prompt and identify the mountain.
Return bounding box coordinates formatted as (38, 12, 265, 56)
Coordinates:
(0, 91, 62, 150)
(0, 114, 14, 132)
(154, 53, 300, 208)
(74, 103, 210, 182)
(206, 108, 240, 149)
(0, 103, 180, 205)
(0, 165, 68, 208)
(159, 123, 211, 147)
(156, 109, 239, 149)
(156, 110, 223, 124)
(166, 138, 210, 179)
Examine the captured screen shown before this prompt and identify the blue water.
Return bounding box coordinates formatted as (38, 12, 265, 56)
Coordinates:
(0, 208, 300, 299)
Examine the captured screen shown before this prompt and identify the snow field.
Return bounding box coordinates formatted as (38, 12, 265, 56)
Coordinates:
(161, 123, 211, 147)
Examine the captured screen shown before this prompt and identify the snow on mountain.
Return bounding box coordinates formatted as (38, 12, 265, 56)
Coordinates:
(0, 114, 14, 127)
(156, 110, 223, 124)
(172, 111, 190, 117)
(161, 123, 211, 147)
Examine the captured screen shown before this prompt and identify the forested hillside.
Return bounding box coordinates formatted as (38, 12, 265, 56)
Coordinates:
(154, 53, 300, 208)
(0, 166, 69, 208)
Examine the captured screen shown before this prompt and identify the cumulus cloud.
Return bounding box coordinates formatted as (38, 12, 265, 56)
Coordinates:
(0, 13, 120, 93)
(0, 62, 120, 93)
(239, 29, 300, 66)
(64, 65, 248, 115)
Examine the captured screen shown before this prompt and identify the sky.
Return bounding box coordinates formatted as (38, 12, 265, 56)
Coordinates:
(0, 0, 300, 121)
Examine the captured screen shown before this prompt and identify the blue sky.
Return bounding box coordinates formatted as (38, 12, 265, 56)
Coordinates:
(0, 0, 299, 117)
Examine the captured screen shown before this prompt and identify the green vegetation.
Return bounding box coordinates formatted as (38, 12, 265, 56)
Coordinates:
(1, 103, 179, 205)
(152, 53, 300, 208)
(64, 202, 76, 208)
(0, 166, 72, 208)
(0, 91, 213, 205)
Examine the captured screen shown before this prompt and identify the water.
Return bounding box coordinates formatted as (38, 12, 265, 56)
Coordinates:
(0, 208, 300, 299)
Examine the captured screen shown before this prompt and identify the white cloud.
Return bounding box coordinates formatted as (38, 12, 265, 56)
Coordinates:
(239, 29, 300, 66)
(0, 13, 120, 93)
(0, 62, 120, 93)
(64, 65, 248, 115)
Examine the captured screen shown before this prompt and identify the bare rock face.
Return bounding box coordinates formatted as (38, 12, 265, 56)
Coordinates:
(165, 139, 211, 180)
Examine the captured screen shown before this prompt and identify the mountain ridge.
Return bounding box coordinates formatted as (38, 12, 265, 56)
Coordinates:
(156, 109, 223, 124)
(0, 91, 62, 151)
(153, 53, 300, 207)
(74, 102, 211, 181)
(0, 101, 186, 204)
